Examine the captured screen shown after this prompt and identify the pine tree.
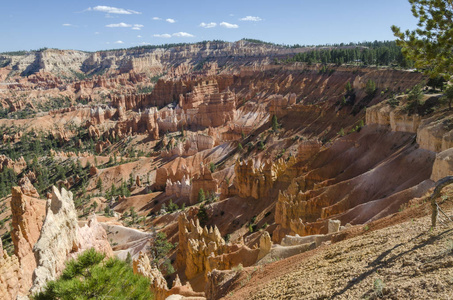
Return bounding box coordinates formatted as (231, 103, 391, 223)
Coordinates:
(33, 248, 152, 300)
(271, 115, 279, 132)
(96, 177, 102, 193)
(392, 0, 453, 78)
(365, 79, 377, 96)
(198, 188, 205, 203)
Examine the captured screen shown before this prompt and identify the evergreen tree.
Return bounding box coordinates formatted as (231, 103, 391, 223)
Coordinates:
(96, 177, 103, 193)
(271, 115, 279, 132)
(392, 0, 453, 78)
(198, 188, 205, 203)
(365, 79, 377, 96)
(443, 84, 453, 110)
(32, 248, 152, 300)
(149, 232, 175, 274)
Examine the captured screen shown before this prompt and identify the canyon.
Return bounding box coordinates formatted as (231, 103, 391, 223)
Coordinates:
(0, 40, 452, 299)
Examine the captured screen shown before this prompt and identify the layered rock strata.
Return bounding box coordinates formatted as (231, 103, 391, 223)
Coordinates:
(10, 187, 45, 293)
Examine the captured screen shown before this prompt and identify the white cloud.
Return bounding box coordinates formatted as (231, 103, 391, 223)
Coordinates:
(114, 40, 124, 44)
(94, 32, 100, 35)
(154, 33, 172, 38)
(153, 32, 195, 38)
(152, 17, 162, 20)
(62, 23, 72, 27)
(239, 16, 262, 21)
(106, 22, 131, 28)
(172, 32, 194, 37)
(137, 35, 142, 38)
(88, 6, 141, 15)
(200, 22, 217, 28)
(166, 18, 176, 23)
(220, 22, 239, 29)
(132, 24, 144, 30)
(229, 14, 235, 17)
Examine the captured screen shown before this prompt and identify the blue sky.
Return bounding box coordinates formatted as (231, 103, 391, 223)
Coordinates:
(0, 0, 418, 52)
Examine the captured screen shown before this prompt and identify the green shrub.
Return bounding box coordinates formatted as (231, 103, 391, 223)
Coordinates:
(198, 188, 205, 203)
(373, 278, 385, 297)
(271, 115, 279, 132)
(404, 84, 424, 114)
(32, 248, 152, 300)
(209, 162, 216, 173)
(167, 199, 179, 213)
(197, 204, 209, 227)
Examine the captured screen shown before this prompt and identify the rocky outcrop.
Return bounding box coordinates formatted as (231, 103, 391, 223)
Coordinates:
(88, 125, 101, 139)
(0, 155, 27, 174)
(176, 213, 271, 281)
(155, 164, 192, 190)
(166, 176, 191, 198)
(74, 71, 147, 93)
(234, 157, 296, 200)
(142, 108, 159, 139)
(133, 252, 168, 300)
(111, 80, 181, 111)
(162, 134, 215, 158)
(156, 107, 186, 133)
(77, 215, 113, 257)
(365, 102, 421, 133)
(416, 115, 453, 153)
(18, 176, 39, 198)
(431, 148, 453, 182)
(31, 187, 80, 293)
(275, 189, 343, 236)
(114, 108, 159, 139)
(90, 107, 106, 125)
(189, 165, 218, 205)
(30, 187, 112, 293)
(133, 252, 204, 300)
(95, 140, 111, 153)
(177, 214, 226, 280)
(10, 187, 45, 293)
(180, 82, 237, 128)
(268, 93, 297, 118)
(365, 100, 453, 153)
(0, 239, 21, 300)
(89, 165, 98, 176)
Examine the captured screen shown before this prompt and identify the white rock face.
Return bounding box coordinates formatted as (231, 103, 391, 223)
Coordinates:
(328, 219, 341, 234)
(76, 215, 113, 258)
(30, 187, 79, 294)
(431, 148, 453, 182)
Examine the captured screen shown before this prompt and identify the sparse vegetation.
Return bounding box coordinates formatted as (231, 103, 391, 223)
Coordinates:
(148, 232, 175, 274)
(373, 278, 385, 298)
(197, 204, 209, 227)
